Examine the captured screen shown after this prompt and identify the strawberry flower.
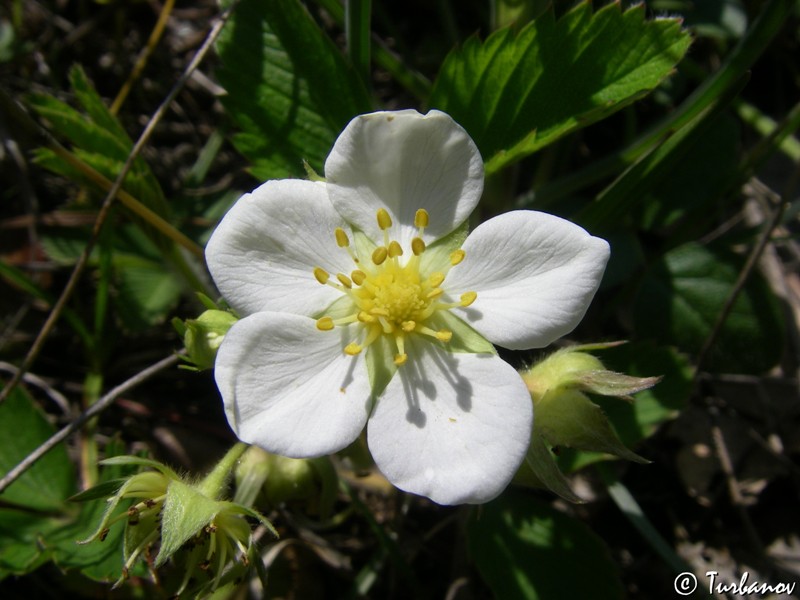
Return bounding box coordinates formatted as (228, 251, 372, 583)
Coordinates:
(206, 110, 609, 504)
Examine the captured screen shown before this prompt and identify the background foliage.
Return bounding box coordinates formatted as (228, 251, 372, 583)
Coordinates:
(1, 0, 798, 598)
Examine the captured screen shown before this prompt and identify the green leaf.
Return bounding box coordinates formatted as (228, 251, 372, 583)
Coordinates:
(28, 66, 168, 217)
(633, 242, 785, 373)
(0, 508, 58, 577)
(0, 387, 74, 511)
(430, 2, 691, 174)
(48, 447, 132, 582)
(468, 491, 624, 600)
(216, 0, 372, 180)
(113, 254, 183, 330)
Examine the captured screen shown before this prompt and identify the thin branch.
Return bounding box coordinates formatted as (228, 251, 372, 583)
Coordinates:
(0, 3, 236, 407)
(0, 353, 181, 494)
(0, 361, 70, 414)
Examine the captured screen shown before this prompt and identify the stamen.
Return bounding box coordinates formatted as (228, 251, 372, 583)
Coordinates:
(316, 317, 334, 331)
(428, 272, 445, 287)
(358, 311, 376, 323)
(418, 325, 452, 342)
(414, 209, 429, 228)
(336, 273, 352, 288)
(460, 291, 477, 306)
(394, 334, 408, 365)
(351, 270, 366, 286)
(427, 288, 444, 300)
(377, 209, 393, 230)
(313, 267, 330, 284)
(344, 343, 362, 356)
(401, 320, 416, 332)
(387, 241, 403, 258)
(411, 237, 426, 256)
(334, 228, 350, 247)
(372, 246, 388, 265)
(450, 249, 466, 266)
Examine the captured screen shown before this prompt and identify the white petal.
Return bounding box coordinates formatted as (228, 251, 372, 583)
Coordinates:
(215, 312, 372, 457)
(325, 110, 483, 248)
(446, 210, 610, 350)
(367, 341, 532, 505)
(205, 180, 354, 317)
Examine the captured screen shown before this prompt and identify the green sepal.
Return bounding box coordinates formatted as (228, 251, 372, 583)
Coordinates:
(365, 334, 397, 398)
(99, 455, 180, 479)
(513, 430, 583, 503)
(536, 389, 649, 464)
(428, 311, 495, 355)
(156, 479, 222, 566)
(420, 219, 470, 274)
(68, 479, 129, 503)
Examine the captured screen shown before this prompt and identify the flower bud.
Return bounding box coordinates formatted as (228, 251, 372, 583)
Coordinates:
(174, 309, 238, 370)
(516, 345, 659, 501)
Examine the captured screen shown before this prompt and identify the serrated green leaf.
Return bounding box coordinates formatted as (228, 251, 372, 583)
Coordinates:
(216, 0, 372, 180)
(430, 2, 691, 174)
(468, 491, 625, 600)
(69, 65, 130, 140)
(633, 242, 785, 373)
(0, 387, 74, 511)
(28, 66, 169, 218)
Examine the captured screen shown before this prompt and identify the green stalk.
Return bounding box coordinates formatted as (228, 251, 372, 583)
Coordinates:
(198, 442, 249, 500)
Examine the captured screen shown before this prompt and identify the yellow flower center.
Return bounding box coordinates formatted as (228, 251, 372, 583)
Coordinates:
(313, 208, 476, 366)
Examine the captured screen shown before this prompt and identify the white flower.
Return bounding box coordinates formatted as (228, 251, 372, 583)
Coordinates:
(206, 110, 609, 505)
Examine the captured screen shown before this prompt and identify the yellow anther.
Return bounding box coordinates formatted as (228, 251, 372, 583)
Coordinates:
(427, 288, 444, 300)
(337, 273, 352, 288)
(316, 317, 335, 331)
(313, 267, 330, 284)
(351, 270, 366, 286)
(394, 353, 408, 366)
(344, 343, 362, 356)
(387, 241, 403, 258)
(372, 246, 388, 265)
(450, 249, 465, 266)
(377, 208, 393, 230)
(401, 320, 416, 332)
(460, 291, 477, 307)
(428, 272, 445, 287)
(436, 330, 453, 342)
(358, 311, 376, 323)
(411, 237, 426, 256)
(334, 227, 350, 247)
(414, 209, 429, 228)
